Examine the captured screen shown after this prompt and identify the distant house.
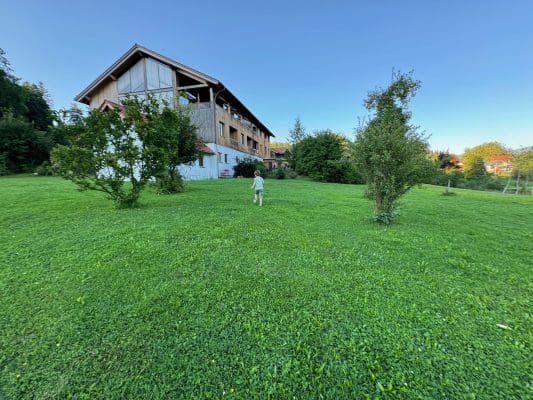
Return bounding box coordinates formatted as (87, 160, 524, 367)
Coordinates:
(75, 44, 274, 179)
(263, 147, 289, 169)
(485, 155, 513, 175)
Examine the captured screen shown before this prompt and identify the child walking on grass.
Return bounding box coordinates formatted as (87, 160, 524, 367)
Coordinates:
(251, 170, 264, 206)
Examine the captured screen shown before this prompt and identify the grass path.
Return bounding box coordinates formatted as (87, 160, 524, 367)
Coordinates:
(1, 176, 531, 399)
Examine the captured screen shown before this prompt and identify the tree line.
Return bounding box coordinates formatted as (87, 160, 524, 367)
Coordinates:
(0, 49, 59, 174)
(3, 45, 530, 223)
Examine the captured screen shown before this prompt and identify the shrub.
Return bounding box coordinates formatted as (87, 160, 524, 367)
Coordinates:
(153, 171, 185, 194)
(287, 170, 297, 179)
(373, 210, 398, 225)
(233, 157, 265, 178)
(322, 159, 363, 184)
(35, 161, 54, 176)
(292, 131, 347, 180)
(275, 168, 286, 179)
(485, 177, 505, 191)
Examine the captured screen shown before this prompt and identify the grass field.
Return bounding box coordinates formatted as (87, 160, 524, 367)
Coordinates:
(1, 176, 531, 399)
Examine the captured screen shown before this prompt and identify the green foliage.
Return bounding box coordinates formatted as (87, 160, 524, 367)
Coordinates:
(512, 149, 533, 178)
(51, 96, 176, 208)
(462, 142, 508, 175)
(21, 82, 54, 131)
(0, 153, 7, 176)
(288, 116, 306, 145)
(0, 48, 56, 173)
(322, 159, 363, 184)
(274, 167, 286, 179)
(465, 156, 487, 179)
(434, 169, 465, 187)
(0, 114, 53, 173)
(433, 169, 508, 193)
(233, 157, 265, 178)
(354, 72, 431, 224)
(152, 104, 199, 194)
(292, 130, 351, 182)
(1, 176, 531, 399)
(153, 172, 184, 193)
(34, 161, 54, 176)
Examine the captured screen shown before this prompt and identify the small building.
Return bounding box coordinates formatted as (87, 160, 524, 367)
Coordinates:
(486, 154, 513, 175)
(263, 147, 289, 169)
(75, 44, 274, 179)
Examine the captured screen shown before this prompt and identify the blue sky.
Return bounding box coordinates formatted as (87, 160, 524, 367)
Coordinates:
(1, 0, 531, 153)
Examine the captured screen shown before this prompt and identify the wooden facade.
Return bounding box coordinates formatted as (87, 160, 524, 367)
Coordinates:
(75, 44, 274, 176)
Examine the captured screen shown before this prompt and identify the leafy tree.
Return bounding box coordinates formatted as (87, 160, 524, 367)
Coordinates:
(51, 96, 175, 208)
(512, 150, 533, 179)
(0, 49, 27, 119)
(270, 141, 290, 149)
(21, 82, 54, 131)
(353, 72, 431, 224)
(292, 130, 350, 182)
(0, 114, 53, 173)
(288, 116, 306, 145)
(465, 156, 487, 179)
(0, 48, 57, 174)
(154, 105, 199, 193)
(462, 142, 508, 174)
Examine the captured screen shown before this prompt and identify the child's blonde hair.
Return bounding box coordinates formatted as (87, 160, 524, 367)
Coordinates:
(254, 170, 261, 176)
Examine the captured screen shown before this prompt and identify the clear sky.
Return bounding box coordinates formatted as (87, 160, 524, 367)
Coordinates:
(1, 0, 531, 154)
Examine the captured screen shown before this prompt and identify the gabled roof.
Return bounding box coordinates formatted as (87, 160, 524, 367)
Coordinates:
(75, 44, 218, 103)
(74, 44, 274, 137)
(271, 147, 288, 155)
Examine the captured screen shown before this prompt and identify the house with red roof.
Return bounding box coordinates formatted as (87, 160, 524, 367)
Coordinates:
(485, 154, 513, 175)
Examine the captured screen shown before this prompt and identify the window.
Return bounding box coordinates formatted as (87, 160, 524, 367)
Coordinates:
(118, 58, 172, 94)
(198, 156, 204, 167)
(224, 154, 228, 163)
(218, 122, 225, 137)
(240, 133, 245, 144)
(217, 152, 222, 162)
(146, 58, 172, 90)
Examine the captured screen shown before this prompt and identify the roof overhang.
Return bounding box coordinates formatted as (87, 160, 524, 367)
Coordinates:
(74, 44, 219, 104)
(75, 44, 275, 138)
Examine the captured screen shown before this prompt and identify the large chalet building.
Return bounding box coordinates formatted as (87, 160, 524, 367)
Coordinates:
(75, 44, 274, 179)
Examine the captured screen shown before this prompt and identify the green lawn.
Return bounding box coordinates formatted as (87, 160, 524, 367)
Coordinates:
(1, 176, 531, 399)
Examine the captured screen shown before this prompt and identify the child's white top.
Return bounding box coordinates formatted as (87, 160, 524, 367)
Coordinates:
(254, 176, 264, 190)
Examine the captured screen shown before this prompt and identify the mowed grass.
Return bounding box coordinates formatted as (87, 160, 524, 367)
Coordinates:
(0, 176, 531, 399)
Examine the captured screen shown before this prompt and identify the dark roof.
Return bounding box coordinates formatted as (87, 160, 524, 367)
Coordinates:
(271, 147, 288, 155)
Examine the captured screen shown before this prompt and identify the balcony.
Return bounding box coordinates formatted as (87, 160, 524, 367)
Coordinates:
(216, 105, 260, 137)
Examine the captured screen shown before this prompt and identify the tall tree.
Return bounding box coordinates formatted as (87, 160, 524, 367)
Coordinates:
(465, 156, 487, 179)
(0, 114, 53, 173)
(21, 82, 54, 131)
(0, 49, 27, 118)
(292, 130, 347, 180)
(353, 72, 431, 224)
(288, 116, 306, 145)
(513, 150, 533, 179)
